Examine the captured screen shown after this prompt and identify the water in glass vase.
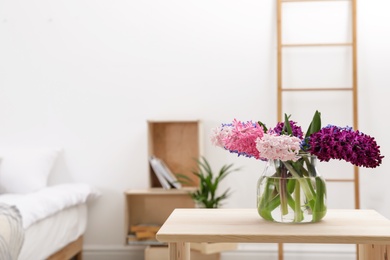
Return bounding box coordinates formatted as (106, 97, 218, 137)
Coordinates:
(257, 155, 327, 223)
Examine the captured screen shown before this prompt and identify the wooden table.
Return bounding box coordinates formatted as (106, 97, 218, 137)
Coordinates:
(156, 208, 390, 260)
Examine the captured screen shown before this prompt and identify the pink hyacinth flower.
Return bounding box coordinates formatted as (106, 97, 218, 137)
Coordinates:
(221, 119, 265, 159)
(256, 133, 301, 161)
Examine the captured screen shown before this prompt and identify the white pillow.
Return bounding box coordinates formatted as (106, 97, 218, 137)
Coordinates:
(0, 147, 61, 193)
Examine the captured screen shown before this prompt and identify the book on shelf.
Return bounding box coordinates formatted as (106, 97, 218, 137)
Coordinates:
(149, 155, 182, 189)
(130, 224, 161, 233)
(127, 234, 164, 245)
(157, 158, 182, 189)
(127, 224, 163, 245)
(149, 156, 171, 189)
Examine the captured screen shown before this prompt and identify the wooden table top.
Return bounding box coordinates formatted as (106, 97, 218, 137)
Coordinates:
(156, 208, 390, 245)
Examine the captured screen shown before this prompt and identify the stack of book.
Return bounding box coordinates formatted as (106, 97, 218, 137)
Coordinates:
(149, 155, 182, 190)
(127, 224, 162, 244)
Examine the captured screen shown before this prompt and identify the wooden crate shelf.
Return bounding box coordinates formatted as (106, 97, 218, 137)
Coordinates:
(147, 120, 201, 188)
(124, 188, 196, 245)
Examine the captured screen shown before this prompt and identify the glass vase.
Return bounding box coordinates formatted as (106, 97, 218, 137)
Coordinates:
(257, 154, 327, 223)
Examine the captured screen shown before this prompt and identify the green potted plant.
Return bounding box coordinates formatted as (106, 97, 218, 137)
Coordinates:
(178, 156, 240, 208)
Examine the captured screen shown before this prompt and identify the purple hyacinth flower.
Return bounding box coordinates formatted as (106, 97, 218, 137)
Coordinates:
(308, 125, 384, 168)
(272, 120, 304, 139)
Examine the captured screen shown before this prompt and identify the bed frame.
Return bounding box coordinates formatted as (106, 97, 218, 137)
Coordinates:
(47, 236, 83, 260)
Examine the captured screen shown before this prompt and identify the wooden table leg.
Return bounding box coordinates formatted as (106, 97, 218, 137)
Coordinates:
(278, 243, 284, 260)
(168, 242, 190, 260)
(358, 244, 390, 260)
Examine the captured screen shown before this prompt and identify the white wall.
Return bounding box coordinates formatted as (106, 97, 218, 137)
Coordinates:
(0, 0, 389, 258)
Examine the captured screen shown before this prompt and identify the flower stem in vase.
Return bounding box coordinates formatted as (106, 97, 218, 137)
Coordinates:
(279, 165, 289, 215)
(282, 161, 315, 201)
(302, 156, 315, 174)
(294, 181, 304, 222)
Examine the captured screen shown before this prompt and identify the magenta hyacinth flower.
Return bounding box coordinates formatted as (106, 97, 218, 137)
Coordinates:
(308, 125, 384, 168)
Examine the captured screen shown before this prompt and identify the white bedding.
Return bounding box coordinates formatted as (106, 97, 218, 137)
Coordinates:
(19, 204, 87, 260)
(0, 183, 99, 259)
(0, 183, 100, 228)
(0, 204, 24, 260)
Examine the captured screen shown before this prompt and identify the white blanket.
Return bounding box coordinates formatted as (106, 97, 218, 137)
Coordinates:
(0, 183, 100, 229)
(0, 203, 24, 260)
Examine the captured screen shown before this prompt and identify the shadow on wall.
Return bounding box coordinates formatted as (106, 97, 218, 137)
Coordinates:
(47, 151, 74, 185)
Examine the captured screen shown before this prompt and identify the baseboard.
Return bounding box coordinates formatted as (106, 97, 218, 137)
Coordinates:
(82, 245, 145, 260)
(82, 244, 357, 260)
(221, 244, 356, 260)
(222, 251, 356, 260)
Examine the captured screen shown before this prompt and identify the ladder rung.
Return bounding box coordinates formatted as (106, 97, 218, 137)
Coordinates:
(326, 179, 355, 182)
(282, 43, 353, 48)
(282, 0, 351, 2)
(281, 87, 353, 92)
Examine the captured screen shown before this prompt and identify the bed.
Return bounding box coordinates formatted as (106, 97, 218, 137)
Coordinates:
(0, 183, 100, 260)
(0, 146, 100, 259)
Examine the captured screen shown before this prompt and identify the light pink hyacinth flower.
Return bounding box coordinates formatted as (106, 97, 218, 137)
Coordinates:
(256, 133, 301, 161)
(210, 125, 233, 148)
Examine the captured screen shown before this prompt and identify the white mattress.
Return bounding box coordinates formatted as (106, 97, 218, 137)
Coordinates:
(18, 203, 87, 260)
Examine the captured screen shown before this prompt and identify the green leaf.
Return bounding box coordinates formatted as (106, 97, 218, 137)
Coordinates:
(257, 121, 268, 132)
(284, 114, 293, 135)
(305, 110, 322, 138)
(312, 177, 327, 222)
(184, 156, 240, 208)
(175, 173, 194, 186)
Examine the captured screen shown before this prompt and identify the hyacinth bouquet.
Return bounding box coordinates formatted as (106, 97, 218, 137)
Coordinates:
(211, 111, 384, 223)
